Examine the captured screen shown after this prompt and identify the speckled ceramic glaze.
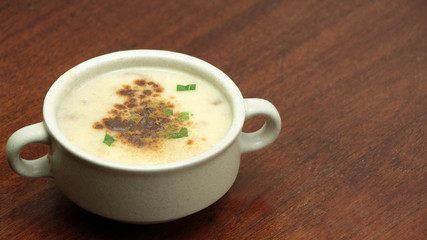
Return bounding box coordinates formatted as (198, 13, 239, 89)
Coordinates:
(6, 50, 281, 223)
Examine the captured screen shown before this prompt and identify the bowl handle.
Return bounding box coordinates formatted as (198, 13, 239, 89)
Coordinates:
(6, 122, 52, 178)
(239, 98, 281, 154)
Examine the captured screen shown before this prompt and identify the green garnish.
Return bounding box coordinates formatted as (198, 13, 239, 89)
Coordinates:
(161, 126, 188, 139)
(177, 112, 193, 121)
(163, 108, 173, 115)
(147, 102, 158, 106)
(103, 133, 115, 146)
(129, 114, 143, 123)
(177, 84, 196, 91)
(170, 128, 188, 139)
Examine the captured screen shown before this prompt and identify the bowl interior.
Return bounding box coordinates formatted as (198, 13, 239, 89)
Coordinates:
(43, 50, 244, 172)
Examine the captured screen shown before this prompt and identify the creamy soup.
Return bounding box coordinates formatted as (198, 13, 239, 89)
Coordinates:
(57, 68, 232, 165)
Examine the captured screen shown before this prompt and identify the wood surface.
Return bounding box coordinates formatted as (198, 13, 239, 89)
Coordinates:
(1, 0, 426, 239)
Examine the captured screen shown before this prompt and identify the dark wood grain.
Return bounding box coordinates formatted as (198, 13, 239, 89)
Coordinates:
(1, 0, 426, 239)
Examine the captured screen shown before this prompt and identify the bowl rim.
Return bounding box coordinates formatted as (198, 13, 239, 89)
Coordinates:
(43, 49, 245, 173)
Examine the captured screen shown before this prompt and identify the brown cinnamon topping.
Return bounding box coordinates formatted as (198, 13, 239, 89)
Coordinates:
(114, 104, 126, 109)
(134, 79, 146, 86)
(117, 86, 136, 97)
(93, 78, 191, 148)
(93, 122, 104, 129)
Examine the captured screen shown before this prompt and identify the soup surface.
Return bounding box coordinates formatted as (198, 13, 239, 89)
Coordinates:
(57, 68, 232, 165)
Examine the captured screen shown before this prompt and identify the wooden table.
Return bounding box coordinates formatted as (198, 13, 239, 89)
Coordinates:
(1, 0, 426, 239)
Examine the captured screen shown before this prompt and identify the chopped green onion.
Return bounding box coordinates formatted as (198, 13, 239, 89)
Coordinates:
(147, 102, 158, 106)
(188, 84, 196, 90)
(163, 108, 173, 115)
(177, 84, 196, 91)
(129, 114, 143, 123)
(103, 133, 115, 146)
(171, 128, 188, 139)
(161, 127, 188, 139)
(177, 112, 193, 121)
